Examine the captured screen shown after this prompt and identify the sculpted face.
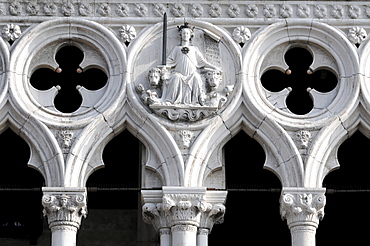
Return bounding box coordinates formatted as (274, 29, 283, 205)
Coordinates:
(148, 68, 161, 87)
(181, 28, 192, 42)
(206, 70, 223, 90)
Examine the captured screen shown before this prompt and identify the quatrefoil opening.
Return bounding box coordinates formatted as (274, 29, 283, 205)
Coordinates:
(261, 47, 338, 115)
(30, 45, 108, 113)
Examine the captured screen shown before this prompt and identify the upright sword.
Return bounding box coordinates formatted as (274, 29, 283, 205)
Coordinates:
(162, 12, 167, 65)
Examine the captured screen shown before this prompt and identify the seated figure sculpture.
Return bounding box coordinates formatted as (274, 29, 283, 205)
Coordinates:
(161, 23, 219, 106)
(137, 22, 233, 121)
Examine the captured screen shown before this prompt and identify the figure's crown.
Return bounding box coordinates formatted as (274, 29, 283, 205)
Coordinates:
(177, 22, 194, 32)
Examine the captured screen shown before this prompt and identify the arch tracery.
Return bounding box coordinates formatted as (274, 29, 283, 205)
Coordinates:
(0, 10, 369, 246)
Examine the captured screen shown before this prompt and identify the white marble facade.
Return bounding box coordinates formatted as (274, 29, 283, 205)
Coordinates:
(1, 0, 370, 245)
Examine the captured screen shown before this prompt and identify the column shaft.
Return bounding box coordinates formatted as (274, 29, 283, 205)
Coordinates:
(171, 225, 198, 246)
(51, 226, 78, 246)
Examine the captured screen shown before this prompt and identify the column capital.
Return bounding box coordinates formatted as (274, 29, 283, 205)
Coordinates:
(42, 187, 87, 232)
(141, 187, 227, 230)
(280, 187, 326, 229)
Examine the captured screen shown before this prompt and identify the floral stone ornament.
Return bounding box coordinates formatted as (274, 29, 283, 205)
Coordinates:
(119, 25, 137, 44)
(137, 23, 233, 122)
(232, 26, 251, 44)
(2, 24, 21, 42)
(348, 26, 367, 45)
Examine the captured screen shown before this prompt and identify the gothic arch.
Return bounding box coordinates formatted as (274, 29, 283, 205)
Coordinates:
(243, 20, 359, 188)
(187, 97, 299, 188)
(126, 19, 241, 187)
(8, 18, 128, 187)
(68, 104, 183, 187)
(243, 19, 359, 124)
(0, 36, 9, 121)
(9, 18, 126, 124)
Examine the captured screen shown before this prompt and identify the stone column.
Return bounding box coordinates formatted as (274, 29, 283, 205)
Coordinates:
(142, 187, 227, 246)
(42, 187, 87, 246)
(280, 188, 326, 246)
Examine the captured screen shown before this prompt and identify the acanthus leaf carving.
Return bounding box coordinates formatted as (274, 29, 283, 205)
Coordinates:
(280, 189, 326, 228)
(42, 193, 87, 231)
(161, 194, 211, 227)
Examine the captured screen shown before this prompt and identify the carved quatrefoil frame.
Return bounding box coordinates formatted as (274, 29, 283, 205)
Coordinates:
(243, 20, 359, 127)
(9, 18, 126, 125)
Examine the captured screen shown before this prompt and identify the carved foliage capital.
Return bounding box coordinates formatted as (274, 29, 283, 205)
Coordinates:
(142, 203, 168, 231)
(42, 193, 87, 230)
(280, 189, 326, 228)
(162, 194, 212, 227)
(199, 203, 226, 231)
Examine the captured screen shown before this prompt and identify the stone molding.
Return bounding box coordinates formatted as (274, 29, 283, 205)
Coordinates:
(42, 187, 87, 231)
(280, 188, 326, 229)
(1, 1, 370, 21)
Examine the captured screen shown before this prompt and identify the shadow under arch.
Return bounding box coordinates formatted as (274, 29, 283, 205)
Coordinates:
(80, 129, 157, 245)
(317, 130, 370, 245)
(209, 129, 289, 245)
(0, 128, 45, 245)
(86, 129, 141, 209)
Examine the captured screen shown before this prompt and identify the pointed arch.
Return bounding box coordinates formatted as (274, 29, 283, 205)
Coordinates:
(186, 98, 303, 187)
(65, 103, 184, 187)
(242, 20, 359, 188)
(308, 104, 370, 187)
(6, 111, 64, 187)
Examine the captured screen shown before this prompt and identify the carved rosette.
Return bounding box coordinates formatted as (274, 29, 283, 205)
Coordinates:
(280, 188, 326, 230)
(42, 191, 87, 232)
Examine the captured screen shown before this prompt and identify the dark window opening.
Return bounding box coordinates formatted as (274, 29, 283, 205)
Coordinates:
(80, 130, 144, 246)
(0, 129, 45, 245)
(30, 45, 107, 113)
(209, 130, 289, 246)
(319, 131, 370, 245)
(261, 47, 337, 115)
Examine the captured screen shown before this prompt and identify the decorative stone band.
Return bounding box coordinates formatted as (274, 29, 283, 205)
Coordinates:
(280, 188, 326, 230)
(2, 1, 370, 21)
(42, 187, 87, 231)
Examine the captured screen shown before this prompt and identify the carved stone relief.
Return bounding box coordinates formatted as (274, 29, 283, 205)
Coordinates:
(2, 23, 21, 42)
(0, 2, 368, 20)
(57, 129, 74, 149)
(42, 192, 87, 231)
(135, 22, 235, 122)
(176, 130, 194, 149)
(280, 188, 326, 228)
